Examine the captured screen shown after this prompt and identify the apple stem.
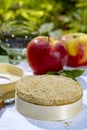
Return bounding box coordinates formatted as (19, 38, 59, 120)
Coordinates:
(48, 35, 50, 42)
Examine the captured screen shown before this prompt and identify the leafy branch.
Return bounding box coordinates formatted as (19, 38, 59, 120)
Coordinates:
(47, 69, 84, 81)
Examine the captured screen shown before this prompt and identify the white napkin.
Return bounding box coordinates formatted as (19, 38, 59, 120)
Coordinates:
(0, 107, 44, 130)
(17, 60, 33, 76)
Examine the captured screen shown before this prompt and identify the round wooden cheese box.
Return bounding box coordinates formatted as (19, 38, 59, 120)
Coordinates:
(15, 75, 83, 121)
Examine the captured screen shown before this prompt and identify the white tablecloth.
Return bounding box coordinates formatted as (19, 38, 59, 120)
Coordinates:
(0, 61, 87, 130)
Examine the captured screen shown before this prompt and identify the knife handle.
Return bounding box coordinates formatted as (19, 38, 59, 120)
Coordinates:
(0, 99, 4, 109)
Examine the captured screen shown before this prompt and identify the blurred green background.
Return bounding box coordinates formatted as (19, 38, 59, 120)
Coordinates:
(0, 0, 87, 55)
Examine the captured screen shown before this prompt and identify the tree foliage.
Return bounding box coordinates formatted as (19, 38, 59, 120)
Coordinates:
(0, 0, 87, 54)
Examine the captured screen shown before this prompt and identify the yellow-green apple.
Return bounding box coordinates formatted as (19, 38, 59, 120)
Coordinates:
(27, 36, 68, 74)
(60, 33, 87, 67)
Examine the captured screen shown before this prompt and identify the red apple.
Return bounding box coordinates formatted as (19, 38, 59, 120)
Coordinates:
(27, 36, 68, 74)
(61, 33, 87, 67)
